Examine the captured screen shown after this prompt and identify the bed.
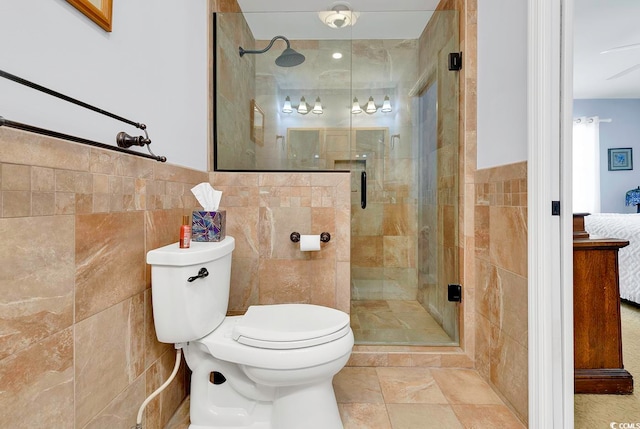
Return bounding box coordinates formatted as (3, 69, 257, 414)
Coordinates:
(584, 213, 640, 304)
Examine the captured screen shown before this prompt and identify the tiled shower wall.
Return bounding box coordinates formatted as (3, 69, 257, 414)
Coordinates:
(474, 161, 528, 422)
(210, 172, 351, 314)
(0, 128, 205, 428)
(214, 7, 255, 170)
(210, 3, 351, 313)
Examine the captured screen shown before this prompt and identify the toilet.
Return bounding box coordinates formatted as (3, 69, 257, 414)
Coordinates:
(146, 236, 354, 429)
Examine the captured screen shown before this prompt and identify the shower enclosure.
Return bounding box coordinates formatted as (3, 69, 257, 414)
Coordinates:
(214, 7, 460, 346)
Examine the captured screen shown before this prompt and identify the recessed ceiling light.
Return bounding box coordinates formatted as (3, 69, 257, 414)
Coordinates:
(332, 52, 343, 59)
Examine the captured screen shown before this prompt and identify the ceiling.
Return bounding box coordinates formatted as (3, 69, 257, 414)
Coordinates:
(235, 0, 640, 99)
(573, 0, 640, 98)
(235, 0, 440, 40)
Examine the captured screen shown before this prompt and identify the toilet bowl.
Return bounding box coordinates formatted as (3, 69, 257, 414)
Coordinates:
(146, 237, 353, 429)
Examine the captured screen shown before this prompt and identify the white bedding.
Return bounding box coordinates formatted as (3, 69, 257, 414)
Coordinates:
(584, 213, 640, 304)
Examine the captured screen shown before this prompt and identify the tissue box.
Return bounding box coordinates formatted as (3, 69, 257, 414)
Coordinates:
(192, 210, 226, 242)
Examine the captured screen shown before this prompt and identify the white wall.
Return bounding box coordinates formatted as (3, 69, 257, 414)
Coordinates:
(0, 0, 208, 170)
(477, 0, 528, 169)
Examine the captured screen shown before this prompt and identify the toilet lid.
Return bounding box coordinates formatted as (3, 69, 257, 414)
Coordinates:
(232, 304, 350, 350)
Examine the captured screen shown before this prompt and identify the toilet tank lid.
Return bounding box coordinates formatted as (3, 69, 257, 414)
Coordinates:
(146, 237, 235, 266)
(232, 304, 350, 344)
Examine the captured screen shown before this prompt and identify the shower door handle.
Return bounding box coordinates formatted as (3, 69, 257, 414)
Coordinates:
(361, 171, 367, 209)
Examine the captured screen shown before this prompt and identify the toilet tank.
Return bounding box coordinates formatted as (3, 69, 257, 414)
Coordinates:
(146, 236, 235, 344)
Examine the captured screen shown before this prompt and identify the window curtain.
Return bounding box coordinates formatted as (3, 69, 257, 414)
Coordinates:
(573, 116, 601, 213)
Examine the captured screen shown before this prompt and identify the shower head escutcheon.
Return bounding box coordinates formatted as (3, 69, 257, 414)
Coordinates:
(239, 36, 305, 67)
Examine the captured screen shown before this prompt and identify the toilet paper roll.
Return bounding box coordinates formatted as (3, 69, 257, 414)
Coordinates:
(300, 234, 321, 251)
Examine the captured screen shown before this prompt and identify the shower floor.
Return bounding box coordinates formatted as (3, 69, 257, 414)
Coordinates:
(350, 300, 457, 346)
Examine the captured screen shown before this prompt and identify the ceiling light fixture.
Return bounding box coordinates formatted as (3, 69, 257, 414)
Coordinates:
(332, 52, 343, 59)
(318, 3, 359, 29)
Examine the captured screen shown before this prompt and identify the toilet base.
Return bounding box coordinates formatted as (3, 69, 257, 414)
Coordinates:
(272, 380, 343, 429)
(185, 343, 345, 429)
(188, 380, 342, 429)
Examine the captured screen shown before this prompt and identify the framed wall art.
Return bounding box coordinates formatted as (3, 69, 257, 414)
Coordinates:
(608, 147, 633, 171)
(67, 0, 113, 32)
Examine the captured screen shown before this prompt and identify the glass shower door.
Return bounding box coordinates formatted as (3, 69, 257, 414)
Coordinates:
(350, 128, 387, 301)
(349, 9, 460, 347)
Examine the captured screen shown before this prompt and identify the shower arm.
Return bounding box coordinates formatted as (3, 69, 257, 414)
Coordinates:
(239, 36, 291, 57)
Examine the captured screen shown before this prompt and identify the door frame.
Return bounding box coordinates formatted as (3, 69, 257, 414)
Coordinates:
(528, 0, 575, 427)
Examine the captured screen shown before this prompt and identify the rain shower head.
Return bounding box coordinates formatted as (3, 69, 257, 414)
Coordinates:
(239, 36, 305, 67)
(275, 47, 305, 67)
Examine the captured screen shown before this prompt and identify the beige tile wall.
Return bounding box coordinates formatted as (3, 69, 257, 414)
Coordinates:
(474, 161, 528, 423)
(214, 9, 256, 170)
(457, 0, 478, 368)
(210, 172, 351, 314)
(207, 0, 349, 314)
(0, 129, 354, 428)
(0, 127, 204, 428)
(1, 1, 533, 427)
(213, 0, 352, 299)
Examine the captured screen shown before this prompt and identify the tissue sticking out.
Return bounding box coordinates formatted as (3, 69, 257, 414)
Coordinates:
(191, 183, 222, 211)
(191, 183, 226, 242)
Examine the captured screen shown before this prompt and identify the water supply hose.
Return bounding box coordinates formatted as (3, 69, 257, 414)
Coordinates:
(134, 347, 183, 429)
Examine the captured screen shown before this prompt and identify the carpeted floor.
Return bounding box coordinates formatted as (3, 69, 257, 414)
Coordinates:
(575, 301, 640, 427)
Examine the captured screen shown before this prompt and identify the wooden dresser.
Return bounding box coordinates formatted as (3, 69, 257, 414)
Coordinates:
(573, 213, 633, 394)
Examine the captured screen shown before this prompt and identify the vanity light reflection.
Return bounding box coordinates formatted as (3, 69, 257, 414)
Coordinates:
(282, 95, 391, 115)
(312, 97, 323, 114)
(282, 96, 323, 115)
(353, 95, 392, 114)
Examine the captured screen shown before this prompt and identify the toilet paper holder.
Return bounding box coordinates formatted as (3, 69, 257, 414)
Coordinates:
(290, 232, 331, 243)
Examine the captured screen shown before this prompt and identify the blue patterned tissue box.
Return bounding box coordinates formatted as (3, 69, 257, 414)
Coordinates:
(192, 210, 226, 242)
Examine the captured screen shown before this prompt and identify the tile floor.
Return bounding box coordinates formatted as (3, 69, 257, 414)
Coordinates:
(165, 366, 525, 428)
(333, 367, 525, 428)
(351, 300, 457, 346)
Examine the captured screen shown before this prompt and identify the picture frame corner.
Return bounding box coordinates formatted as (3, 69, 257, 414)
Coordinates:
(67, 0, 113, 32)
(607, 147, 633, 171)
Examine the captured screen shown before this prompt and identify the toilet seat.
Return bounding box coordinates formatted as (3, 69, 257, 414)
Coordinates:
(196, 315, 354, 371)
(233, 304, 350, 350)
